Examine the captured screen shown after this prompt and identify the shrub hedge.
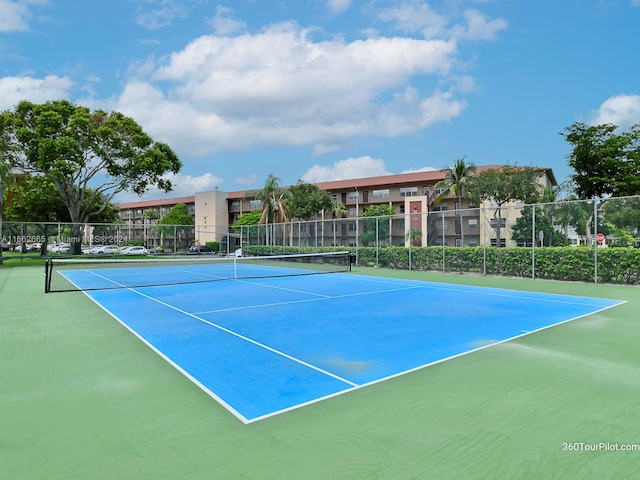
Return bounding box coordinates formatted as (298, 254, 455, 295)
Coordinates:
(244, 245, 640, 285)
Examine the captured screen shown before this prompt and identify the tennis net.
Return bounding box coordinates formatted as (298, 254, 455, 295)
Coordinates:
(44, 251, 352, 293)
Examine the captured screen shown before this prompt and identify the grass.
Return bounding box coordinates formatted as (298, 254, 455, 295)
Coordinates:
(1, 264, 639, 479)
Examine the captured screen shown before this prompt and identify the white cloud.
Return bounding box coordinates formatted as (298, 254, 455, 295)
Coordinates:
(135, 0, 186, 30)
(0, 0, 30, 32)
(301, 156, 391, 183)
(401, 166, 437, 173)
(0, 75, 74, 110)
(0, 0, 47, 33)
(209, 6, 245, 35)
(119, 22, 466, 157)
(115, 172, 224, 202)
(632, 0, 640, 7)
(590, 94, 640, 128)
(378, 2, 506, 41)
(452, 9, 508, 41)
(327, 0, 352, 15)
(378, 1, 449, 39)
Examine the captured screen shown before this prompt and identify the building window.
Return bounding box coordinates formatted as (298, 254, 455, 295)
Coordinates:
(331, 193, 338, 201)
(468, 219, 478, 229)
(372, 189, 389, 199)
(231, 201, 240, 209)
(433, 204, 448, 212)
(490, 218, 507, 228)
(348, 207, 357, 217)
(491, 239, 507, 247)
(249, 200, 262, 210)
(400, 187, 418, 197)
(347, 192, 358, 202)
(348, 222, 356, 231)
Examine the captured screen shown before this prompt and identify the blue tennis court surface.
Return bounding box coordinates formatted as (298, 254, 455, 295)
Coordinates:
(69, 269, 624, 423)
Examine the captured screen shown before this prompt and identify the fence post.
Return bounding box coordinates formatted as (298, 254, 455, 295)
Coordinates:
(375, 217, 379, 267)
(532, 205, 536, 279)
(441, 211, 445, 273)
(593, 198, 599, 284)
(482, 206, 487, 275)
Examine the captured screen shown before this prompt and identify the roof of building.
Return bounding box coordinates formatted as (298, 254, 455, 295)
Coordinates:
(114, 165, 558, 206)
(226, 164, 557, 199)
(117, 196, 196, 209)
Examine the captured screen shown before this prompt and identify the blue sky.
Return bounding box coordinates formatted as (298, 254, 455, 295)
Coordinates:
(2, 0, 640, 201)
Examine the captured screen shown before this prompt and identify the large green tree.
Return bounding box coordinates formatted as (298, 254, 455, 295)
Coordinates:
(467, 164, 543, 246)
(511, 205, 569, 247)
(156, 203, 193, 250)
(3, 174, 119, 254)
(1, 100, 182, 253)
(434, 157, 476, 246)
(288, 180, 332, 221)
(231, 210, 262, 242)
(4, 174, 118, 224)
(360, 204, 395, 246)
(157, 203, 193, 227)
(562, 122, 640, 199)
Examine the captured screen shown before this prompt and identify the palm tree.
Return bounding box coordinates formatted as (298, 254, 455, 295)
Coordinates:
(554, 199, 591, 245)
(330, 199, 347, 218)
(245, 174, 292, 246)
(434, 157, 476, 246)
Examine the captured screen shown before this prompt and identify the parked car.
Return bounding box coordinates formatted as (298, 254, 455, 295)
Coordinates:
(119, 246, 149, 256)
(188, 245, 213, 254)
(90, 245, 119, 254)
(49, 243, 70, 253)
(17, 243, 41, 253)
(89, 245, 105, 254)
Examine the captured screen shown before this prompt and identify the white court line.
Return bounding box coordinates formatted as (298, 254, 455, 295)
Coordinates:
(76, 268, 627, 425)
(84, 270, 359, 390)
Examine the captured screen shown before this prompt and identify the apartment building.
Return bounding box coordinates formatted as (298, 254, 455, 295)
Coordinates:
(117, 195, 196, 249)
(118, 165, 557, 249)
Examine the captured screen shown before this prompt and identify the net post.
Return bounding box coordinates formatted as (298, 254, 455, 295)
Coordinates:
(44, 259, 51, 293)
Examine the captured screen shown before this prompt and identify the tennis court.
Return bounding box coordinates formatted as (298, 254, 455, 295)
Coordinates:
(3, 263, 640, 479)
(46, 253, 624, 423)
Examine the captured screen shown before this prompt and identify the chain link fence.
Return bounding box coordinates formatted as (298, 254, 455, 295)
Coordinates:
(4, 196, 640, 284)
